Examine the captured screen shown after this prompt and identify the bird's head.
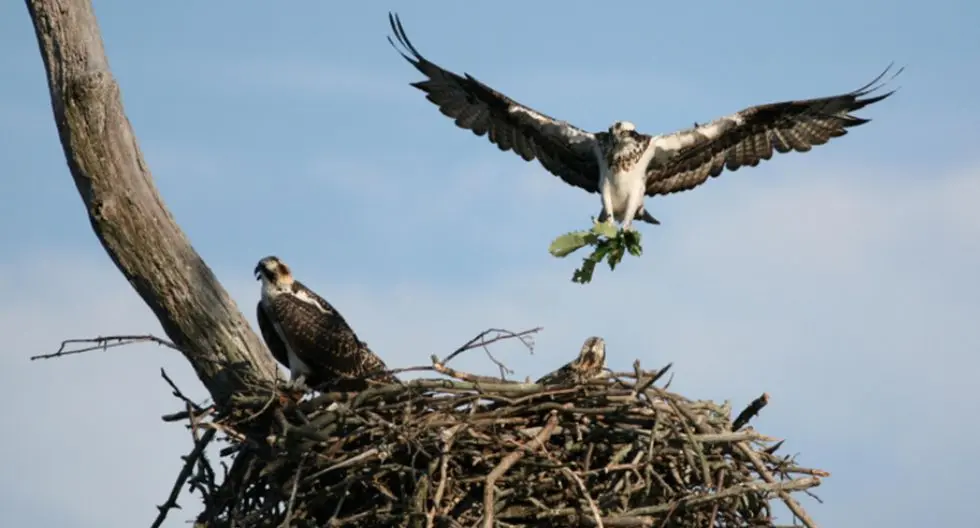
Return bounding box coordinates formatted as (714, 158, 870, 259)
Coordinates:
(254, 255, 294, 286)
(608, 120, 637, 138)
(579, 336, 606, 364)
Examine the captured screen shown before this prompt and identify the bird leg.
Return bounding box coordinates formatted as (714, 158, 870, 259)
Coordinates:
(599, 191, 617, 227)
(280, 375, 312, 402)
(290, 375, 312, 392)
(620, 191, 647, 231)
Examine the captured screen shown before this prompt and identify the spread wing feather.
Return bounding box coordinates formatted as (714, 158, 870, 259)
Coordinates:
(645, 64, 903, 196)
(387, 12, 602, 193)
(270, 283, 395, 391)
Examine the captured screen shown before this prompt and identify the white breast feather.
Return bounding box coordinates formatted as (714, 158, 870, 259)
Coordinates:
(281, 326, 313, 380)
(595, 140, 658, 220)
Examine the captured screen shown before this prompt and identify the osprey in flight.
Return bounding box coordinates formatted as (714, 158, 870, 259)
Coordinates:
(536, 336, 608, 385)
(387, 13, 901, 229)
(254, 256, 397, 392)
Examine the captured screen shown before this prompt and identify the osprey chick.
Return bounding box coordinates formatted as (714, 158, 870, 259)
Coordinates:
(536, 336, 608, 385)
(254, 256, 396, 392)
(387, 12, 901, 230)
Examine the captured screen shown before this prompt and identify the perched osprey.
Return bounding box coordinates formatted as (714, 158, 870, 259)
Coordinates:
(536, 336, 607, 385)
(254, 256, 396, 392)
(387, 13, 901, 229)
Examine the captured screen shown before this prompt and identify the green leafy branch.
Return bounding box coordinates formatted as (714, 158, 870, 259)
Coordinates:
(548, 220, 644, 284)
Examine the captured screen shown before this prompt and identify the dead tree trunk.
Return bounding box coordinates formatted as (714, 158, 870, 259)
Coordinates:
(24, 0, 281, 405)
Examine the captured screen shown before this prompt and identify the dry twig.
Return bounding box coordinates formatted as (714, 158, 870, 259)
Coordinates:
(31, 334, 180, 361)
(150, 427, 216, 528)
(154, 351, 826, 527)
(733, 393, 770, 431)
(439, 327, 542, 367)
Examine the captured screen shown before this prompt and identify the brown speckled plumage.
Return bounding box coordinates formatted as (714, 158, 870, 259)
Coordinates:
(644, 74, 902, 196)
(537, 336, 607, 385)
(598, 131, 652, 173)
(255, 256, 396, 392)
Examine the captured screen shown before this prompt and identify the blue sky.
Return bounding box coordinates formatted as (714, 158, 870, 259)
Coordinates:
(1, 1, 978, 526)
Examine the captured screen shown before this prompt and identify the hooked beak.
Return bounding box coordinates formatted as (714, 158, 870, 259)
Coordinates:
(254, 264, 263, 280)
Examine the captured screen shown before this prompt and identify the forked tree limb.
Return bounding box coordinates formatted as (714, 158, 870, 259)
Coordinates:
(24, 0, 281, 404)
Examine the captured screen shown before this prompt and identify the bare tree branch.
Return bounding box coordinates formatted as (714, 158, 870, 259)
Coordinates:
(30, 334, 179, 361)
(24, 0, 280, 405)
(439, 327, 542, 366)
(733, 392, 770, 432)
(150, 427, 216, 528)
(427, 326, 543, 383)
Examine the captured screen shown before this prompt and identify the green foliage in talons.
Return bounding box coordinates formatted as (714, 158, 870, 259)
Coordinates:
(548, 219, 644, 284)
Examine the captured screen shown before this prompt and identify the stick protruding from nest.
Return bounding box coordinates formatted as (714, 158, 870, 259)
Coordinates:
(150, 332, 827, 528)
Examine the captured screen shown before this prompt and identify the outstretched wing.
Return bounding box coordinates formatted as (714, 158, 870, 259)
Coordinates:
(387, 12, 602, 193)
(644, 65, 902, 196)
(256, 302, 290, 369)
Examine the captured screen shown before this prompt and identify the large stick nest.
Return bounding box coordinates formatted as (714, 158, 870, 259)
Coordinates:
(160, 336, 827, 528)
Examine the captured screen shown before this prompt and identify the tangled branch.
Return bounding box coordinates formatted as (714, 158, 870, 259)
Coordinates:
(155, 341, 826, 527)
(36, 329, 826, 527)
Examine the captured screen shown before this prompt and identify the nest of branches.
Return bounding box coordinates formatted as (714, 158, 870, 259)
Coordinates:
(157, 332, 827, 528)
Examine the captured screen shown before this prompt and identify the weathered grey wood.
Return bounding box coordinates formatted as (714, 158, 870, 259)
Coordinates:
(25, 0, 281, 404)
